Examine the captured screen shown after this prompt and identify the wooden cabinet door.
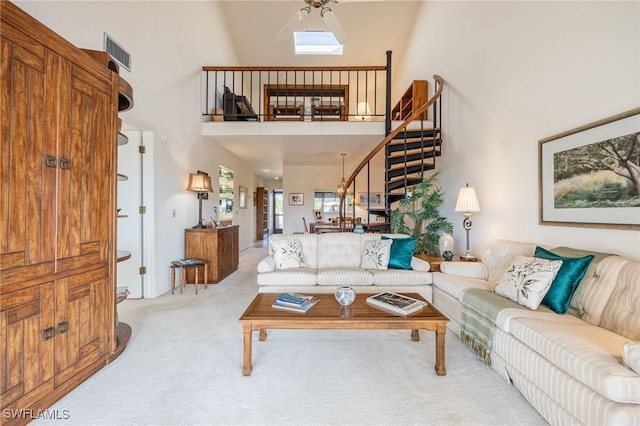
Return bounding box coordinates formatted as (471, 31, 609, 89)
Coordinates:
(53, 57, 114, 273)
(0, 282, 55, 412)
(53, 266, 110, 386)
(0, 24, 55, 283)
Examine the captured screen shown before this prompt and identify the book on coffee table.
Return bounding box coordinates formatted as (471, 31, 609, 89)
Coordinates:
(272, 296, 319, 313)
(366, 292, 427, 316)
(274, 293, 315, 307)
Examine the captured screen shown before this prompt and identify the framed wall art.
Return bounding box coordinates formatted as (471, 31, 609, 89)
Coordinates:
(289, 193, 304, 206)
(239, 186, 248, 209)
(358, 192, 381, 206)
(538, 108, 640, 230)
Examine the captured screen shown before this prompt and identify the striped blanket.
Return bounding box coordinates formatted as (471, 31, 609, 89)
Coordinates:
(460, 289, 527, 366)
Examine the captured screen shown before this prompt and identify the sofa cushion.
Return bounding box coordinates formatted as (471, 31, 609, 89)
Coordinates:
(382, 236, 417, 270)
(268, 233, 319, 268)
(494, 256, 562, 310)
(256, 268, 318, 286)
(623, 342, 640, 375)
(507, 317, 640, 404)
(360, 239, 392, 270)
(580, 256, 628, 327)
(481, 240, 540, 283)
(534, 246, 594, 314)
(600, 259, 640, 341)
(432, 272, 496, 300)
(317, 233, 363, 268)
(271, 239, 308, 269)
(370, 268, 432, 286)
(550, 247, 614, 318)
(317, 267, 373, 286)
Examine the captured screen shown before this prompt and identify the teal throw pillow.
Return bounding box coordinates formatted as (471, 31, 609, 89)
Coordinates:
(381, 236, 417, 270)
(534, 246, 594, 314)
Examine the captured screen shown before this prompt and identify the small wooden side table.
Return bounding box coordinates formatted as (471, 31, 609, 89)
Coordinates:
(171, 260, 208, 294)
(414, 255, 444, 272)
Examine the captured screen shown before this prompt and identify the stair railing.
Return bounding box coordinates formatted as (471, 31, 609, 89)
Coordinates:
(338, 75, 444, 226)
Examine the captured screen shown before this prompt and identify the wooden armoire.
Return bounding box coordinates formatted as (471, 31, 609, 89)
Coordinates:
(0, 2, 130, 423)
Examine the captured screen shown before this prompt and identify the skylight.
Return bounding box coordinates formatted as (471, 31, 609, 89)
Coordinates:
(294, 31, 343, 55)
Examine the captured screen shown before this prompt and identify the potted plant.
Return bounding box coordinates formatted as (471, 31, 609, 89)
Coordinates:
(390, 172, 454, 256)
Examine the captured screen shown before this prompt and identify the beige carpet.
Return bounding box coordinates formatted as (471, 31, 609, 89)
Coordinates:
(34, 246, 547, 425)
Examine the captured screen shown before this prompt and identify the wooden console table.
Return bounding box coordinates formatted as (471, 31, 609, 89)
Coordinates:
(263, 84, 349, 121)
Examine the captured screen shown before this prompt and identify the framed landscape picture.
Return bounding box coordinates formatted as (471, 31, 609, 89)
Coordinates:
(358, 192, 381, 206)
(538, 108, 640, 230)
(289, 193, 304, 206)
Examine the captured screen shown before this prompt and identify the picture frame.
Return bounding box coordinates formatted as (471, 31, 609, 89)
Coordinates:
(538, 108, 640, 230)
(289, 193, 304, 206)
(313, 210, 324, 222)
(358, 192, 381, 206)
(239, 186, 248, 209)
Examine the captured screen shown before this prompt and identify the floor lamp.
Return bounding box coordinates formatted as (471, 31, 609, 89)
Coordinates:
(187, 172, 213, 229)
(455, 183, 480, 261)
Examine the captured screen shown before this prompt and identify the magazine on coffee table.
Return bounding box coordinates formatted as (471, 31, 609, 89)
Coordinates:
(366, 292, 427, 315)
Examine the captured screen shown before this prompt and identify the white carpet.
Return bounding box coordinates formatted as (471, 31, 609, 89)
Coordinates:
(34, 246, 547, 426)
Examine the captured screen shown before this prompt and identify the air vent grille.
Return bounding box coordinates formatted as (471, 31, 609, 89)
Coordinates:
(104, 33, 131, 72)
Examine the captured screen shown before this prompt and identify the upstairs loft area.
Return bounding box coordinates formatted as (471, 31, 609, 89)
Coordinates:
(201, 53, 431, 133)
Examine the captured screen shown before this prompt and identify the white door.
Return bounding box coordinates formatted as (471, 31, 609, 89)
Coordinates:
(117, 130, 144, 298)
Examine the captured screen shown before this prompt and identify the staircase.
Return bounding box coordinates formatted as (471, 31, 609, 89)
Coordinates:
(339, 75, 444, 230)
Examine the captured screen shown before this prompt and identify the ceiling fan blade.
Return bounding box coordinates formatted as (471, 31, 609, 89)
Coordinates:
(321, 8, 350, 44)
(276, 8, 310, 40)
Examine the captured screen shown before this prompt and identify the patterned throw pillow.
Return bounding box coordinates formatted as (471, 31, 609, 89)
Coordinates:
(270, 239, 307, 270)
(623, 342, 640, 375)
(360, 239, 392, 270)
(495, 255, 563, 310)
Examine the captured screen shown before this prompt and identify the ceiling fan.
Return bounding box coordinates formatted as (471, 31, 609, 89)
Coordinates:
(276, 0, 352, 45)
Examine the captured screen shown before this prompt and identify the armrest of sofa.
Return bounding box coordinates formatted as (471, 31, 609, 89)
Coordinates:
(257, 256, 276, 273)
(411, 256, 431, 272)
(440, 261, 489, 279)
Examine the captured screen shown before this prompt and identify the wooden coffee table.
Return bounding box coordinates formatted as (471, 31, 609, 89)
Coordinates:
(239, 293, 449, 376)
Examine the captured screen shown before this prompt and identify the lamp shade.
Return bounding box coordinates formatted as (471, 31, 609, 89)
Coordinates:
(186, 173, 213, 193)
(355, 101, 372, 120)
(455, 183, 480, 212)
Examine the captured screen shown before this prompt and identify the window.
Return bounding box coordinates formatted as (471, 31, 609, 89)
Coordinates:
(313, 189, 353, 215)
(294, 31, 343, 55)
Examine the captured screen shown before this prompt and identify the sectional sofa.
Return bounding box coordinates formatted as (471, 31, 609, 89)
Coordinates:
(256, 232, 433, 300)
(431, 239, 640, 425)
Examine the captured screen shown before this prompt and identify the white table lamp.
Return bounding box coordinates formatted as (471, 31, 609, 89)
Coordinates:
(455, 183, 480, 261)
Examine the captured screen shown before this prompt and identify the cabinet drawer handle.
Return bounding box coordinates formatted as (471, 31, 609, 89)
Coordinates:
(57, 321, 69, 334)
(43, 327, 55, 341)
(59, 157, 72, 170)
(45, 155, 57, 168)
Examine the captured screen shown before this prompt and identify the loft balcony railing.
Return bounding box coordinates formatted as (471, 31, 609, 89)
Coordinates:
(201, 52, 391, 122)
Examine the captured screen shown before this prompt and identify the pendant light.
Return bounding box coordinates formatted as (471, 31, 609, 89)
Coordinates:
(336, 153, 346, 195)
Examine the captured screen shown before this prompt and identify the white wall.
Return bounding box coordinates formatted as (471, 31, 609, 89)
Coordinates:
(16, 1, 257, 296)
(397, 1, 640, 260)
(282, 163, 385, 234)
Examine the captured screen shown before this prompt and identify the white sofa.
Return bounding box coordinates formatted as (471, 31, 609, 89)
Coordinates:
(431, 239, 640, 425)
(256, 232, 433, 301)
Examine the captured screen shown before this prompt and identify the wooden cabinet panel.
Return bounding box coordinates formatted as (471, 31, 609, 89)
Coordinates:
(0, 3, 118, 423)
(0, 283, 55, 410)
(184, 226, 239, 284)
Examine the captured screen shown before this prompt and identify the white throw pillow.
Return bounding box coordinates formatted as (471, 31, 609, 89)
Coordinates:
(360, 239, 392, 270)
(622, 342, 640, 375)
(494, 255, 563, 310)
(270, 239, 308, 270)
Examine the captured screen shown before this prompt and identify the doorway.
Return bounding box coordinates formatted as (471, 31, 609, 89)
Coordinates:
(117, 129, 155, 298)
(273, 190, 283, 234)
